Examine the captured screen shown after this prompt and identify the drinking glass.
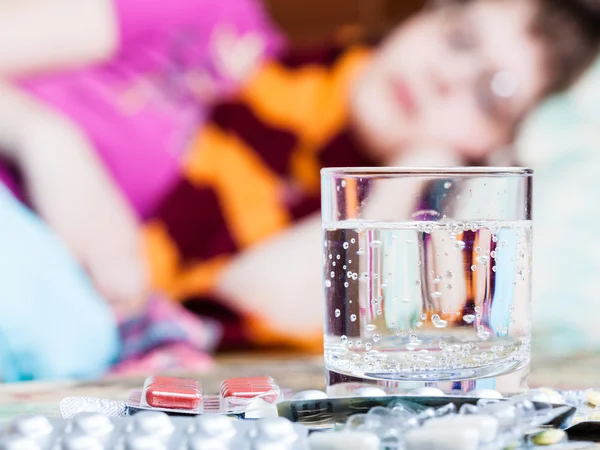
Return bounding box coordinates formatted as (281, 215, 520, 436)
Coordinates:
(321, 168, 533, 394)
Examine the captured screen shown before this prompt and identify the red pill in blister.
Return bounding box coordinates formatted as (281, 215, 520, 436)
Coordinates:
(220, 376, 282, 411)
(142, 376, 203, 411)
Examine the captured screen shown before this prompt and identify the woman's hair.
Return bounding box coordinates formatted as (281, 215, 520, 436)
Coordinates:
(444, 0, 600, 94)
(531, 0, 600, 93)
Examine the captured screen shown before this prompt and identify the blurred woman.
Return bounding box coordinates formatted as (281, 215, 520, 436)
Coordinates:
(0, 0, 598, 380)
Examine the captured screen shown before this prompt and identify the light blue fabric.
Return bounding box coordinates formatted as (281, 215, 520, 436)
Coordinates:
(0, 185, 120, 382)
(517, 56, 600, 355)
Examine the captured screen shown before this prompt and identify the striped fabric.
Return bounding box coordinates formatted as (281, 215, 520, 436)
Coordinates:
(144, 46, 377, 349)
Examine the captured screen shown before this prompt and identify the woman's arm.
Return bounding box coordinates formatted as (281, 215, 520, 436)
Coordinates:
(0, 0, 118, 77)
(0, 81, 148, 316)
(215, 149, 462, 339)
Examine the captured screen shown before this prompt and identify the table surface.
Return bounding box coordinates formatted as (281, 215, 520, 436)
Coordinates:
(1, 351, 599, 417)
(1, 351, 599, 446)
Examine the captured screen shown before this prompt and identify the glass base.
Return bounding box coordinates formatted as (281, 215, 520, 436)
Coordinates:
(325, 365, 529, 397)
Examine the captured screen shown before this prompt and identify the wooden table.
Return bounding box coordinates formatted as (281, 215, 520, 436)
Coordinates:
(2, 351, 599, 419)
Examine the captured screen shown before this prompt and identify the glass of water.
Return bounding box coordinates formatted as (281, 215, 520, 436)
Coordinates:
(321, 167, 533, 395)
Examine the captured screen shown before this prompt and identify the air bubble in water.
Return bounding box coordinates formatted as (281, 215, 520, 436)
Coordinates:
(328, 254, 332, 259)
(341, 180, 346, 187)
(444, 181, 452, 189)
(373, 334, 381, 343)
(455, 240, 466, 250)
(433, 276, 442, 284)
(352, 273, 358, 280)
(365, 324, 377, 333)
(347, 341, 353, 348)
(340, 335, 348, 343)
(446, 284, 453, 290)
(332, 262, 336, 267)
(420, 314, 427, 320)
(463, 314, 476, 323)
(474, 306, 481, 313)
(350, 314, 357, 322)
(492, 235, 498, 243)
(360, 272, 370, 281)
(490, 251, 497, 258)
(356, 248, 364, 255)
(376, 309, 383, 316)
(409, 334, 419, 343)
(344, 282, 349, 288)
(445, 270, 453, 279)
(370, 240, 383, 248)
(325, 280, 332, 288)
(416, 280, 422, 286)
(351, 238, 356, 244)
(334, 309, 341, 317)
(439, 341, 447, 350)
(430, 291, 442, 299)
(365, 343, 372, 351)
(471, 265, 477, 271)
(477, 256, 489, 266)
(343, 242, 349, 249)
(336, 255, 341, 260)
(343, 265, 347, 270)
(330, 271, 335, 278)
(356, 340, 362, 347)
(475, 246, 481, 253)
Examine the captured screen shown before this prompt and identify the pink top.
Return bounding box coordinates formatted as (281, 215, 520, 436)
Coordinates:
(16, 0, 283, 218)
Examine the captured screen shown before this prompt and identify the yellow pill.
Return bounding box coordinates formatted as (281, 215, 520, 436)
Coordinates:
(586, 390, 600, 407)
(531, 429, 566, 446)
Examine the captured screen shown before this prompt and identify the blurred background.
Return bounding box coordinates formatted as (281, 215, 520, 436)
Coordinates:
(0, 0, 599, 383)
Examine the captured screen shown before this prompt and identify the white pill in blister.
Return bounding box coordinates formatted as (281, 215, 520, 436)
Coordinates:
(133, 412, 174, 436)
(125, 432, 166, 450)
(194, 415, 236, 438)
(73, 413, 114, 436)
(307, 431, 380, 450)
(61, 433, 103, 450)
(292, 390, 328, 401)
(0, 435, 41, 450)
(251, 441, 293, 450)
(10, 415, 53, 438)
(469, 389, 503, 399)
(256, 418, 296, 441)
(423, 414, 498, 443)
(409, 387, 446, 397)
(405, 427, 479, 450)
(187, 435, 229, 450)
(353, 387, 387, 397)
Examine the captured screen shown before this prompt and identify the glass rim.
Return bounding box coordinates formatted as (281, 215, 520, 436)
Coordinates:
(321, 166, 533, 177)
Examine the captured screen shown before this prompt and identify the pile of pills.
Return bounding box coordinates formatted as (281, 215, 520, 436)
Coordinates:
(0, 412, 308, 450)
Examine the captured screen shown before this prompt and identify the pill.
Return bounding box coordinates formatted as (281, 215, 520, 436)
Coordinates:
(193, 415, 236, 438)
(307, 431, 380, 450)
(220, 377, 282, 411)
(531, 429, 566, 445)
(469, 389, 503, 399)
(405, 427, 479, 450)
(586, 390, 600, 407)
(133, 411, 174, 436)
(353, 387, 388, 397)
(423, 414, 498, 443)
(143, 377, 202, 411)
(187, 435, 229, 450)
(255, 417, 297, 441)
(9, 415, 53, 438)
(251, 442, 294, 450)
(73, 412, 114, 436)
(0, 435, 41, 450)
(292, 390, 328, 401)
(61, 433, 103, 450)
(409, 387, 446, 397)
(125, 432, 166, 450)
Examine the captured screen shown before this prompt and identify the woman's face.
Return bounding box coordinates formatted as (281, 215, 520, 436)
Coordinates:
(351, 0, 548, 161)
